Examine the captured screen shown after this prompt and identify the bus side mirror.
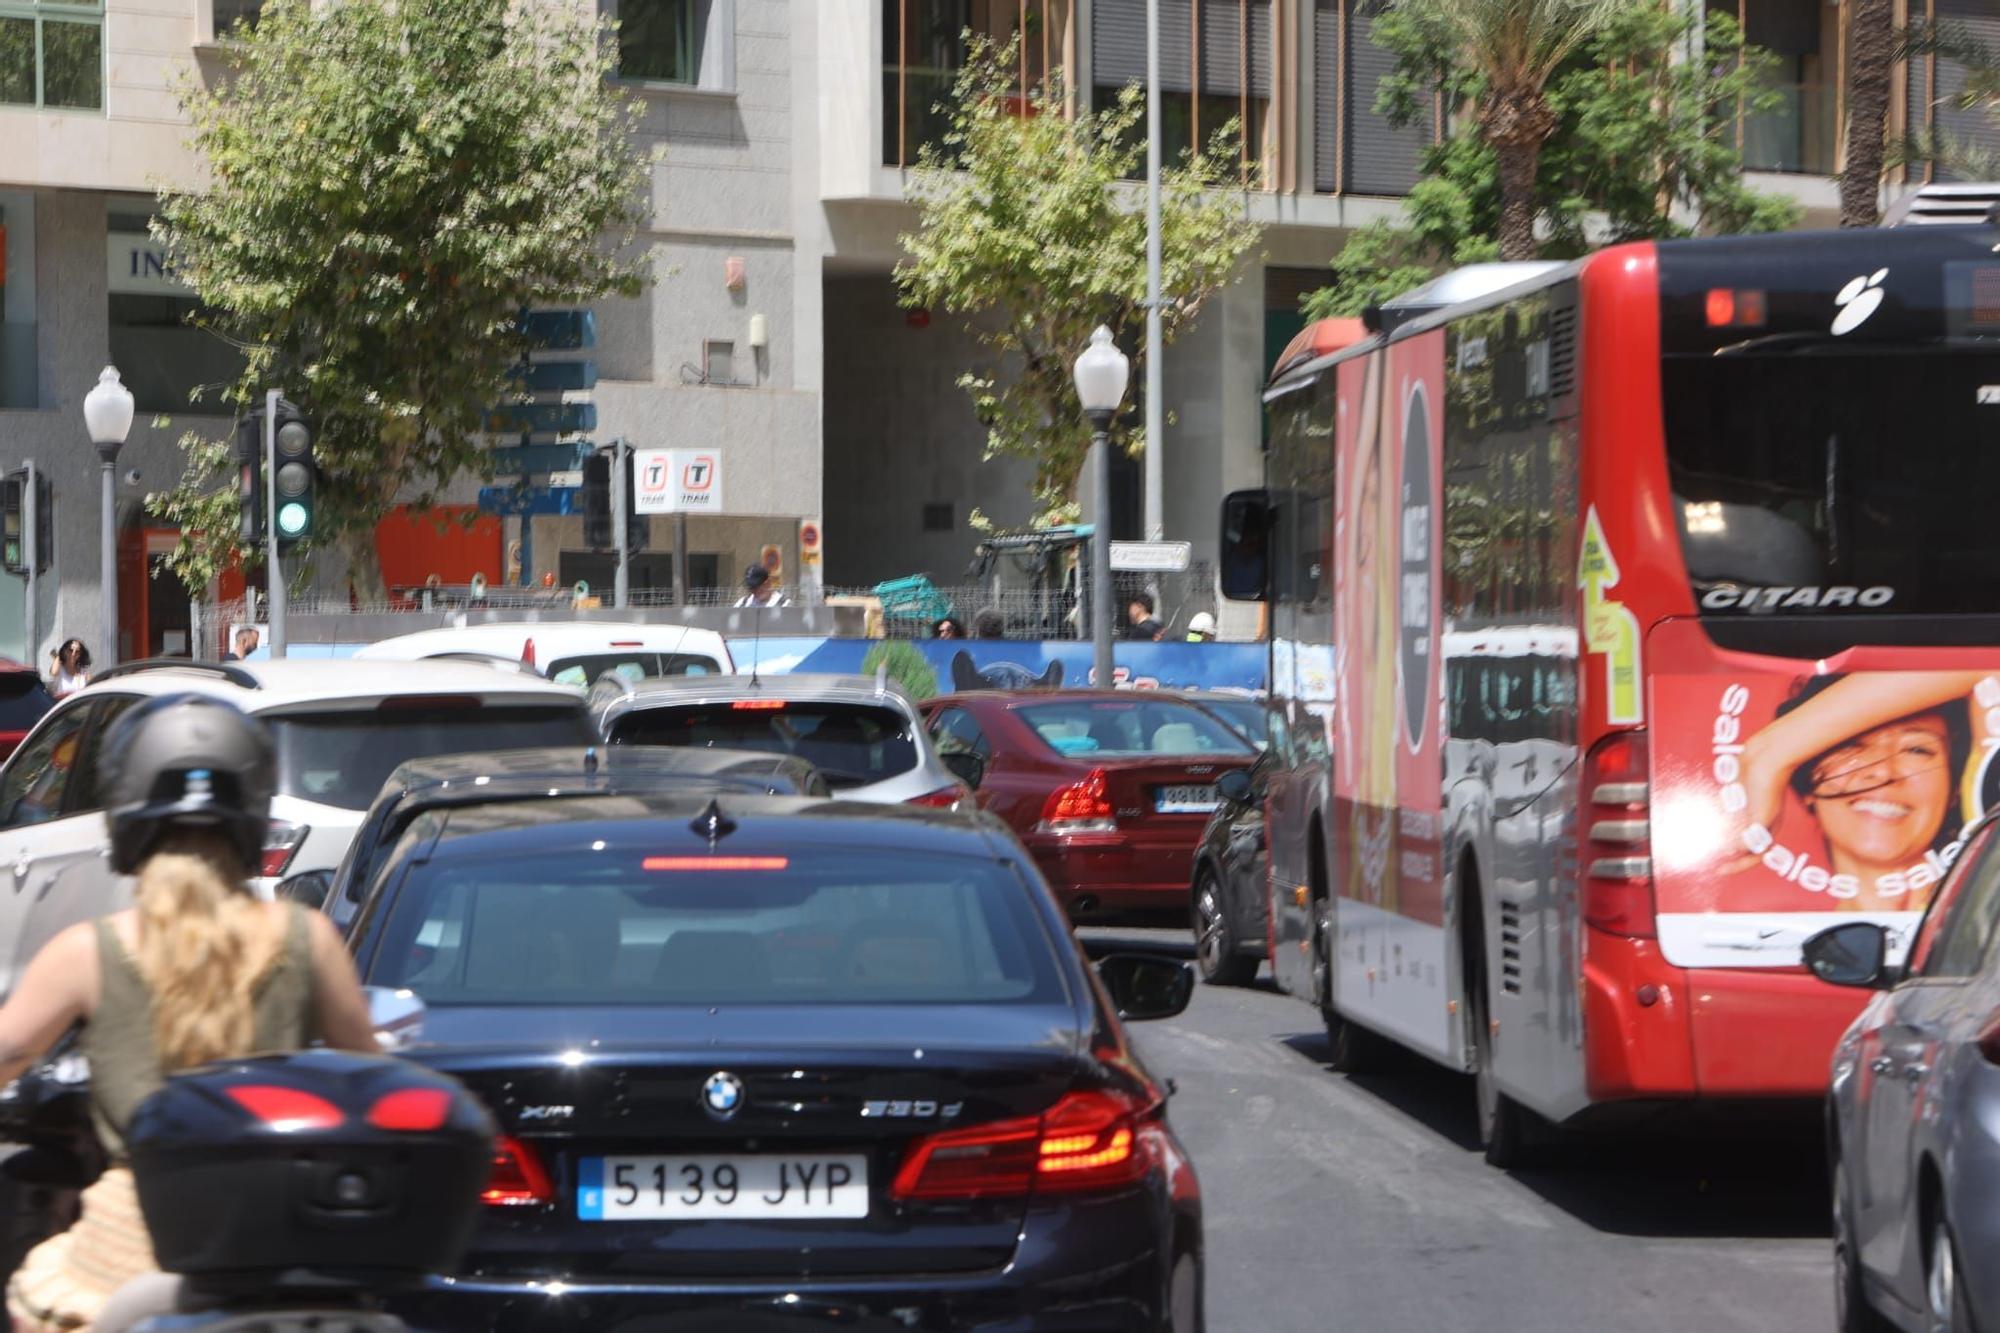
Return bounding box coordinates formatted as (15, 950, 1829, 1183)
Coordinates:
(1219, 489, 1272, 603)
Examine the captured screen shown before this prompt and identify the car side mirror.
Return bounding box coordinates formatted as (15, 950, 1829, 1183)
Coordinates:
(276, 870, 333, 911)
(364, 986, 427, 1051)
(939, 750, 986, 790)
(1096, 954, 1195, 1022)
(1803, 922, 1895, 989)
(1215, 769, 1254, 806)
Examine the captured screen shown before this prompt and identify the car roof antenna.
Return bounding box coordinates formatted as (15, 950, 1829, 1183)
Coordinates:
(691, 797, 736, 846)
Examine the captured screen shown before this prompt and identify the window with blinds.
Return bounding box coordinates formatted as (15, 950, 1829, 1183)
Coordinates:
(1091, 0, 1274, 175)
(882, 0, 1065, 168)
(1311, 0, 1435, 195)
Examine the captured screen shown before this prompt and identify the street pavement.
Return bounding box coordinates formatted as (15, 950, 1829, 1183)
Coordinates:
(1083, 929, 1834, 1333)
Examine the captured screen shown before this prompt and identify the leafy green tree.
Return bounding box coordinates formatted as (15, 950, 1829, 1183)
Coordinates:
(149, 0, 651, 601)
(1306, 6, 1797, 319)
(896, 40, 1261, 525)
(1381, 0, 1617, 260)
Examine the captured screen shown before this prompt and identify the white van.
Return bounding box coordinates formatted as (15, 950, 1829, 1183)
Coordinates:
(353, 622, 734, 686)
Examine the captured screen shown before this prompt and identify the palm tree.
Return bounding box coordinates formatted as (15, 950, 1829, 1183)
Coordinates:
(1841, 0, 1895, 226)
(1394, 0, 1617, 260)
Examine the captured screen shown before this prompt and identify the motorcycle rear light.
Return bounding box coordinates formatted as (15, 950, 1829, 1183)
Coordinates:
(1582, 731, 1656, 939)
(483, 1135, 553, 1206)
(906, 785, 966, 808)
(260, 820, 309, 878)
(1036, 770, 1115, 835)
(641, 856, 789, 871)
(367, 1088, 454, 1132)
(891, 1090, 1150, 1201)
(226, 1085, 345, 1132)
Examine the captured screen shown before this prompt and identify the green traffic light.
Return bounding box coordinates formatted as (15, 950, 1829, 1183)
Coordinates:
(277, 502, 309, 536)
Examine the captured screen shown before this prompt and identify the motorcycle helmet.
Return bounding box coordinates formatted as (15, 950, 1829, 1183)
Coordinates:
(104, 693, 275, 876)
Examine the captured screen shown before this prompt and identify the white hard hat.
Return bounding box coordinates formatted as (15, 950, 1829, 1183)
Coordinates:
(1188, 612, 1217, 635)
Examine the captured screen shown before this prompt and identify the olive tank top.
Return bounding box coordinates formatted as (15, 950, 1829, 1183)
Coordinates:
(82, 903, 316, 1160)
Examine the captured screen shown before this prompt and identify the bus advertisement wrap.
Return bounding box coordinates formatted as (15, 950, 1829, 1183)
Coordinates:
(1332, 332, 1448, 1051)
(1651, 651, 2000, 969)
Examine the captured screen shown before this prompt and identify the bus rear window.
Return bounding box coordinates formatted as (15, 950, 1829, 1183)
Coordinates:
(1663, 349, 2000, 644)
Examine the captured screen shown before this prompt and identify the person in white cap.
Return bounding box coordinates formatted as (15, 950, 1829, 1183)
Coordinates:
(1185, 611, 1217, 643)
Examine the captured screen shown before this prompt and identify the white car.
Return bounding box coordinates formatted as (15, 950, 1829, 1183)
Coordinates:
(592, 673, 973, 806)
(0, 657, 591, 996)
(352, 621, 734, 686)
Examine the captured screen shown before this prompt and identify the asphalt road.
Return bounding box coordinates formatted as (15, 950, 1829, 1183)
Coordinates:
(1083, 929, 1836, 1333)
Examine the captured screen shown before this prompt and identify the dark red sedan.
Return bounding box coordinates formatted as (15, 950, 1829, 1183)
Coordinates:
(921, 690, 1258, 922)
(0, 659, 51, 762)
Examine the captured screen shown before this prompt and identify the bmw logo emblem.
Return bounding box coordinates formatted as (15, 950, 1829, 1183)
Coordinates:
(701, 1071, 744, 1121)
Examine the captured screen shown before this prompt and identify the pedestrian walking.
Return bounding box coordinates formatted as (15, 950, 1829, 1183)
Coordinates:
(933, 616, 966, 640)
(48, 639, 90, 698)
(0, 694, 375, 1332)
(219, 628, 259, 662)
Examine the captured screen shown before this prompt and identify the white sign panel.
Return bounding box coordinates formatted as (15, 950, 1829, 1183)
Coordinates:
(633, 450, 725, 515)
(108, 236, 193, 297)
(1110, 540, 1192, 573)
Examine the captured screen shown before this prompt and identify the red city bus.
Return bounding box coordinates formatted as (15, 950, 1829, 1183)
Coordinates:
(1220, 227, 2000, 1163)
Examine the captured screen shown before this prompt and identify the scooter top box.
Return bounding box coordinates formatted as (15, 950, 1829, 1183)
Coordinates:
(127, 1050, 495, 1287)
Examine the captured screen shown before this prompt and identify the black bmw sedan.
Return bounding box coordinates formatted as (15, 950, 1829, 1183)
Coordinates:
(344, 792, 1204, 1332)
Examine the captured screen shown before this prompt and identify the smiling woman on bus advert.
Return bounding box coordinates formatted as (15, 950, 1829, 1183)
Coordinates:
(1725, 671, 1996, 911)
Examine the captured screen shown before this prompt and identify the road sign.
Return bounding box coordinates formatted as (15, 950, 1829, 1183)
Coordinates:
(478, 485, 582, 518)
(485, 402, 597, 436)
(1110, 540, 1192, 573)
(488, 442, 595, 476)
(633, 449, 725, 515)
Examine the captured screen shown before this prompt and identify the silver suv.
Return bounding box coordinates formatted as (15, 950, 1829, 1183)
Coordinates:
(0, 657, 591, 996)
(592, 673, 972, 806)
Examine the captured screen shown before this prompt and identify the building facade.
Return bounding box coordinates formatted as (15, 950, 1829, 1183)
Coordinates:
(0, 0, 1979, 661)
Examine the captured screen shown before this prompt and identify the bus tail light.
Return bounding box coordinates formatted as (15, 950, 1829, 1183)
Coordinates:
(1582, 731, 1657, 939)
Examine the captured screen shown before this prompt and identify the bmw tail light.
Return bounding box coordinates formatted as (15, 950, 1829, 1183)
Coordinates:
(1035, 770, 1115, 835)
(261, 821, 309, 879)
(482, 1135, 553, 1206)
(891, 1090, 1152, 1200)
(1581, 731, 1656, 939)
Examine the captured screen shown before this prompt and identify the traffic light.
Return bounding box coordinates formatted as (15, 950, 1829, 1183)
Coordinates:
(271, 400, 315, 547)
(1, 472, 21, 575)
(582, 451, 611, 551)
(32, 473, 50, 574)
(234, 411, 263, 546)
(625, 453, 649, 549)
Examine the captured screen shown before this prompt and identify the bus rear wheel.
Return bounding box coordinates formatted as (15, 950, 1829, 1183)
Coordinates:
(1467, 942, 1534, 1168)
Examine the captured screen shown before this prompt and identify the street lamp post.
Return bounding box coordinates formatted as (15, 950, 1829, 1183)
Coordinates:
(1073, 326, 1130, 691)
(83, 366, 136, 667)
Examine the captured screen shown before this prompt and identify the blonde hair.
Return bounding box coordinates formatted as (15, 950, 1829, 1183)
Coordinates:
(131, 829, 289, 1071)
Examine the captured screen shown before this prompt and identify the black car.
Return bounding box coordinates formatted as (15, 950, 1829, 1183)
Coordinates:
(310, 746, 828, 927)
(1189, 761, 1269, 987)
(346, 792, 1204, 1332)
